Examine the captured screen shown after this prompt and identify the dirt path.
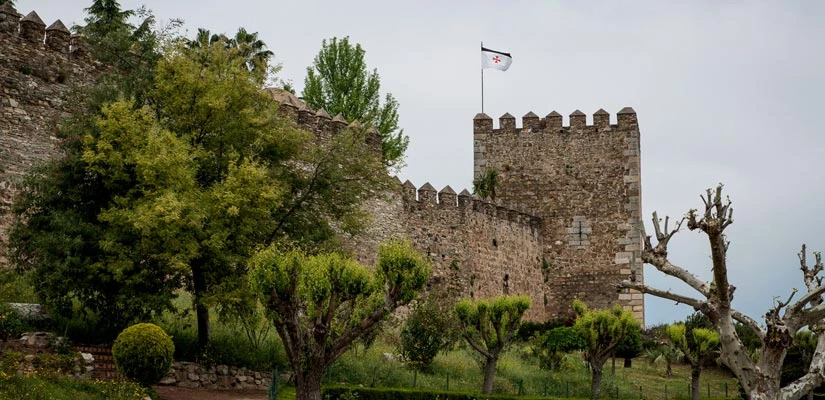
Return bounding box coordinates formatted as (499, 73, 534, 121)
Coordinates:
(154, 386, 269, 400)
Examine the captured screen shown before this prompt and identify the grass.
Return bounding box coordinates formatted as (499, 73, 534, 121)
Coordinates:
(0, 372, 149, 400)
(321, 340, 739, 399)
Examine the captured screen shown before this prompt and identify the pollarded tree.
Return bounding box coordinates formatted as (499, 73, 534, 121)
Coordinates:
(573, 300, 641, 400)
(454, 295, 531, 394)
(620, 184, 825, 400)
(302, 36, 408, 168)
(249, 240, 430, 400)
(668, 322, 720, 400)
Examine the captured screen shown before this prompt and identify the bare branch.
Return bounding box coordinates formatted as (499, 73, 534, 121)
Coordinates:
(618, 281, 704, 308)
(640, 253, 710, 297)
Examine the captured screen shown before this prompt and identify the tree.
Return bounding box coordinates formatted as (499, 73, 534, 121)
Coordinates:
(573, 300, 641, 400)
(249, 240, 430, 400)
(302, 36, 408, 167)
(187, 27, 273, 76)
(668, 321, 720, 400)
(454, 295, 530, 394)
(535, 326, 585, 370)
(615, 326, 643, 369)
(620, 184, 825, 400)
(645, 341, 683, 377)
(472, 168, 499, 201)
(400, 297, 460, 371)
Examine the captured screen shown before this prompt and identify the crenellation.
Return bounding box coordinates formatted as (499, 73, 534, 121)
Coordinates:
(19, 11, 45, 43)
(438, 185, 457, 207)
(0, 3, 20, 33)
(593, 108, 610, 128)
(45, 20, 70, 53)
(545, 111, 563, 129)
(617, 107, 637, 128)
(569, 110, 586, 129)
(401, 180, 417, 201)
(522, 111, 539, 130)
(498, 112, 516, 131)
(417, 182, 437, 204)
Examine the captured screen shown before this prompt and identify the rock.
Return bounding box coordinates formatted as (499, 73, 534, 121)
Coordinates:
(26, 332, 51, 347)
(81, 352, 94, 364)
(159, 377, 176, 385)
(254, 371, 262, 379)
(382, 352, 396, 362)
(187, 373, 199, 382)
(24, 355, 34, 362)
(216, 365, 229, 375)
(255, 379, 262, 385)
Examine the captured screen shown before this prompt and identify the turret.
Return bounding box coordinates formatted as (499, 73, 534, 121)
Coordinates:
(19, 11, 45, 43)
(0, 3, 21, 34)
(45, 20, 70, 53)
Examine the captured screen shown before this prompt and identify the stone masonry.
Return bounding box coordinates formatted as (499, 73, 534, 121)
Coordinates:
(0, 3, 644, 324)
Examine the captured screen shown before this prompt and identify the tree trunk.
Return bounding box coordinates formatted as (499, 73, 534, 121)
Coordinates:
(483, 356, 498, 395)
(192, 264, 210, 350)
(808, 390, 814, 400)
(295, 367, 324, 400)
(624, 357, 632, 368)
(591, 364, 604, 400)
(666, 359, 673, 377)
(611, 356, 616, 375)
(691, 364, 701, 400)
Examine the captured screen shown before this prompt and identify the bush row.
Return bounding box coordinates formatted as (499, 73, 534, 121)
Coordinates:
(322, 385, 564, 400)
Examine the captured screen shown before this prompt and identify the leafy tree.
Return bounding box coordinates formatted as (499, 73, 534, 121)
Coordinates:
(619, 185, 825, 399)
(668, 321, 720, 400)
(535, 326, 585, 370)
(187, 27, 273, 75)
(572, 300, 641, 400)
(400, 297, 461, 371)
(614, 325, 643, 369)
(249, 240, 430, 400)
(645, 341, 683, 377)
(454, 295, 531, 394)
(472, 168, 498, 201)
(302, 36, 408, 167)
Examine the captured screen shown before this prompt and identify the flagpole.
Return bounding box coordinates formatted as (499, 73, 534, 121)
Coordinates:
(481, 41, 484, 113)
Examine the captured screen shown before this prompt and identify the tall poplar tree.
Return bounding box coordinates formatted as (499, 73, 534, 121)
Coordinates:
(302, 36, 408, 168)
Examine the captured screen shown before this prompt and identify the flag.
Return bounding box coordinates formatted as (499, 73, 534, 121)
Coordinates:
(481, 46, 512, 71)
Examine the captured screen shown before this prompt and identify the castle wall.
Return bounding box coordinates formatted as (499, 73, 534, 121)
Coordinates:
(0, 5, 99, 266)
(350, 183, 546, 321)
(474, 109, 644, 323)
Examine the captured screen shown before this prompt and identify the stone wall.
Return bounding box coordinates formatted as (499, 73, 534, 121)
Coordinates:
(474, 109, 644, 323)
(0, 4, 99, 266)
(158, 361, 274, 390)
(349, 181, 546, 321)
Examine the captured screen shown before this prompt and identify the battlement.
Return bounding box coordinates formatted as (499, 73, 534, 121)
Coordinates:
(397, 179, 542, 234)
(473, 107, 638, 134)
(264, 88, 382, 152)
(0, 5, 85, 56)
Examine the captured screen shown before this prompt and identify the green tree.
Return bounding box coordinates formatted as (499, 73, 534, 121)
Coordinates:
(572, 300, 641, 400)
(646, 341, 683, 377)
(535, 326, 585, 370)
(667, 321, 720, 400)
(472, 168, 499, 201)
(454, 295, 531, 394)
(399, 297, 460, 371)
(302, 36, 408, 167)
(187, 27, 273, 76)
(614, 325, 643, 370)
(249, 240, 430, 400)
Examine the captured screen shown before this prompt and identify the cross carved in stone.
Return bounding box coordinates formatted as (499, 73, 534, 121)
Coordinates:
(573, 221, 585, 241)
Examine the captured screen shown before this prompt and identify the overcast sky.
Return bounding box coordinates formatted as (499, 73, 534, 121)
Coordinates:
(18, 0, 825, 326)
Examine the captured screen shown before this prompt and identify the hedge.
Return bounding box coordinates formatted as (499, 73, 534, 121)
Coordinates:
(322, 386, 567, 400)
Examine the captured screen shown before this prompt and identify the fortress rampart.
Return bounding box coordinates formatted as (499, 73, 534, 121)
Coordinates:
(0, 1, 644, 323)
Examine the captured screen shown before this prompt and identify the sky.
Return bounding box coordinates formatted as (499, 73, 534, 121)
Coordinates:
(17, 0, 825, 326)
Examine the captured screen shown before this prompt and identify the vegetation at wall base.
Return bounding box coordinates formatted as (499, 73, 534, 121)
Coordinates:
(322, 385, 562, 400)
(111, 323, 174, 387)
(0, 373, 148, 400)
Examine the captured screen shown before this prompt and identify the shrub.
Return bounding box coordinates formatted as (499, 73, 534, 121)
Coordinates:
(399, 298, 459, 371)
(0, 304, 26, 342)
(112, 323, 174, 387)
(322, 385, 558, 400)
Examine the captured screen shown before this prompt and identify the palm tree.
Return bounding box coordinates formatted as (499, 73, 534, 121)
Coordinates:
(646, 344, 683, 377)
(472, 168, 499, 201)
(187, 28, 273, 74)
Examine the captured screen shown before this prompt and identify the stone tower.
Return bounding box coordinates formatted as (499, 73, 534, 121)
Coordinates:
(473, 108, 644, 323)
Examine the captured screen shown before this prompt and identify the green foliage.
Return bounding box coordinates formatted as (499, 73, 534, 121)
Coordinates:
(187, 27, 274, 76)
(0, 270, 37, 304)
(322, 385, 557, 400)
(400, 298, 460, 371)
(455, 296, 530, 355)
(250, 239, 430, 399)
(472, 168, 499, 200)
(614, 326, 643, 361)
(572, 300, 641, 399)
(534, 327, 585, 370)
(734, 322, 763, 351)
(515, 318, 567, 342)
(302, 36, 408, 168)
(0, 304, 27, 342)
(112, 323, 174, 387)
(0, 373, 148, 400)
(781, 330, 822, 393)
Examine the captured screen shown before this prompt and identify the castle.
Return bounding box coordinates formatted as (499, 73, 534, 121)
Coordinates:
(0, 4, 645, 324)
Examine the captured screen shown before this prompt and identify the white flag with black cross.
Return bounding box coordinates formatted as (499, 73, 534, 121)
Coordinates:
(481, 46, 512, 71)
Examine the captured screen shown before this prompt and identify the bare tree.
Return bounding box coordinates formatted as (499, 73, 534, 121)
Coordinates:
(620, 184, 825, 400)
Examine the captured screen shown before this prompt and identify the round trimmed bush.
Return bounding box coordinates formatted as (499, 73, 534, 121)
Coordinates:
(112, 323, 174, 386)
